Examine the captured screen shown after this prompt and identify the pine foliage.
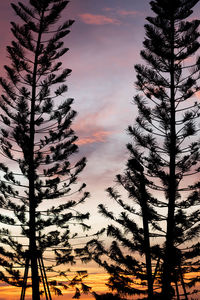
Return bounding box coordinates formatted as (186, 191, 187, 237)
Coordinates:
(87, 0, 200, 299)
(0, 0, 90, 297)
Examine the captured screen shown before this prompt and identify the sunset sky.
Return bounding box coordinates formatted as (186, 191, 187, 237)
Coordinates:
(0, 0, 200, 299)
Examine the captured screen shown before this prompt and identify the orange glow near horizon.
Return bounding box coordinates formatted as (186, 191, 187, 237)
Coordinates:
(0, 272, 110, 300)
(2, 268, 200, 299)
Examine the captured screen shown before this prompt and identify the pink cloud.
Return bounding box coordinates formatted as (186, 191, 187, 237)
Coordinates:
(77, 131, 112, 146)
(79, 13, 120, 25)
(118, 10, 144, 17)
(103, 7, 114, 12)
(195, 91, 200, 99)
(74, 104, 116, 146)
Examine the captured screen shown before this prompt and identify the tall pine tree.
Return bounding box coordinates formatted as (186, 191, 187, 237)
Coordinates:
(141, 1, 200, 297)
(86, 154, 161, 299)
(0, 0, 90, 298)
(87, 0, 200, 298)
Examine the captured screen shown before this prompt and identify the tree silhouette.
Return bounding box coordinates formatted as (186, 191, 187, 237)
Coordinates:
(142, 0, 200, 297)
(86, 154, 161, 299)
(87, 0, 200, 299)
(0, 0, 90, 298)
(92, 292, 126, 300)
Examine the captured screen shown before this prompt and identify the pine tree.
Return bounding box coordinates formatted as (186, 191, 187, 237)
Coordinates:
(0, 0, 90, 298)
(87, 0, 200, 298)
(141, 1, 200, 297)
(86, 155, 161, 298)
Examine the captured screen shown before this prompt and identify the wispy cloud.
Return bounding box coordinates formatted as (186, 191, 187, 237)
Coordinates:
(103, 7, 144, 18)
(103, 7, 115, 12)
(74, 105, 115, 146)
(77, 130, 112, 146)
(118, 10, 144, 17)
(79, 13, 120, 25)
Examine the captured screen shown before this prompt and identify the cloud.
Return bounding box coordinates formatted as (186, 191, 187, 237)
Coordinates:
(73, 104, 116, 146)
(103, 7, 115, 12)
(195, 91, 200, 99)
(77, 130, 112, 146)
(79, 13, 120, 25)
(102, 7, 144, 17)
(118, 10, 144, 17)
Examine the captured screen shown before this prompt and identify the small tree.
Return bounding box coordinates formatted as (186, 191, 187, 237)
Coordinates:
(86, 155, 161, 299)
(0, 0, 90, 298)
(87, 0, 200, 299)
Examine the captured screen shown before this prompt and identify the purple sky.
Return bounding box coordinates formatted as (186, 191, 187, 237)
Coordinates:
(63, 0, 151, 227)
(1, 3, 200, 294)
(0, 0, 200, 231)
(0, 0, 151, 229)
(0, 2, 154, 295)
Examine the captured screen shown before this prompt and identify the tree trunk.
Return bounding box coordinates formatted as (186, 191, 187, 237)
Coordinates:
(140, 174, 154, 299)
(142, 211, 154, 299)
(29, 63, 40, 299)
(29, 9, 45, 299)
(162, 15, 176, 299)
